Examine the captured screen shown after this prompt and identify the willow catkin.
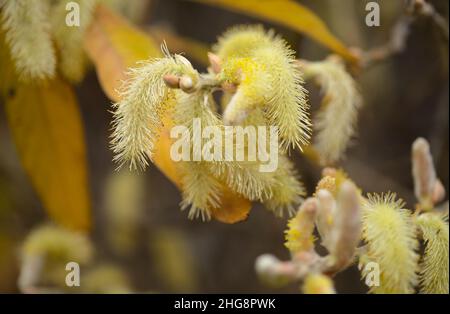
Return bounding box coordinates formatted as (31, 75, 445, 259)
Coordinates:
(214, 25, 311, 151)
(416, 213, 449, 294)
(302, 57, 361, 165)
(111, 52, 198, 170)
(361, 193, 419, 293)
(0, 0, 56, 80)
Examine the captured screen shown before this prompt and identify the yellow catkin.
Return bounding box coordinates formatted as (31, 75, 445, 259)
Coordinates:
(302, 274, 336, 294)
(416, 213, 449, 294)
(361, 193, 419, 294)
(0, 0, 56, 80)
(179, 161, 222, 221)
(214, 25, 311, 151)
(207, 108, 277, 203)
(111, 52, 198, 170)
(303, 57, 361, 165)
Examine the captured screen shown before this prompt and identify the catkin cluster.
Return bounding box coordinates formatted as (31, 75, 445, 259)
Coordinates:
(111, 26, 309, 220)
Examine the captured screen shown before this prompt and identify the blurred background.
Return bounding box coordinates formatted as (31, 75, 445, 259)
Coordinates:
(0, 0, 448, 293)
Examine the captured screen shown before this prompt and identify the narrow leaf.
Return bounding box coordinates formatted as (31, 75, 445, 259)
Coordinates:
(83, 4, 161, 100)
(3, 79, 91, 231)
(193, 0, 358, 63)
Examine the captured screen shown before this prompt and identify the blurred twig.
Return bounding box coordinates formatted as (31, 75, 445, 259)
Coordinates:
(361, 0, 448, 69)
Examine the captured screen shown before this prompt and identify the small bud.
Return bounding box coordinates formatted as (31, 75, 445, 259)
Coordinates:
(163, 74, 180, 88)
(412, 137, 436, 209)
(284, 198, 318, 255)
(207, 52, 222, 74)
(327, 181, 361, 273)
(179, 75, 195, 93)
(316, 189, 336, 250)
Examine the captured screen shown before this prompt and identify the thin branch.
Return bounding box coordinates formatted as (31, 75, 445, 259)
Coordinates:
(362, 0, 448, 69)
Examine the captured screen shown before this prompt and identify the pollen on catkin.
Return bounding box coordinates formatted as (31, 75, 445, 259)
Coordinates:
(214, 25, 311, 151)
(361, 193, 419, 293)
(111, 51, 199, 170)
(302, 57, 362, 165)
(284, 198, 317, 254)
(0, 0, 56, 80)
(416, 213, 449, 294)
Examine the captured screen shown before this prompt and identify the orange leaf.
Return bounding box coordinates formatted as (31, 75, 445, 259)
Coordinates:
(84, 5, 251, 223)
(83, 4, 160, 101)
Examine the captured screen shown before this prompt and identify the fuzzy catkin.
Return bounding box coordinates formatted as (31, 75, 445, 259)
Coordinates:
(0, 0, 56, 80)
(214, 25, 311, 151)
(361, 193, 419, 294)
(173, 91, 223, 220)
(22, 225, 92, 264)
(417, 213, 449, 294)
(50, 0, 96, 82)
(263, 155, 305, 217)
(303, 57, 361, 165)
(111, 54, 198, 170)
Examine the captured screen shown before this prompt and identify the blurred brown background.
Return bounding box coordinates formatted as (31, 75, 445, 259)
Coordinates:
(0, 0, 448, 293)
